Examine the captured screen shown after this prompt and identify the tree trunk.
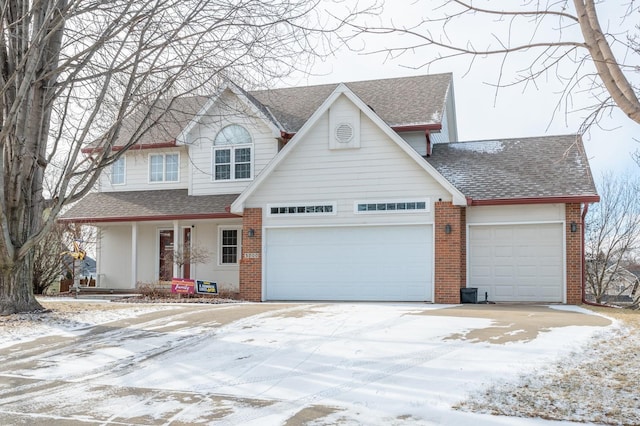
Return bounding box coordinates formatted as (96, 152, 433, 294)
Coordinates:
(0, 254, 44, 315)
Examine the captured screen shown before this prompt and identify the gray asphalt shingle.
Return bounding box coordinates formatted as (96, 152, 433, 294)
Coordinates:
(250, 73, 452, 132)
(426, 135, 598, 201)
(60, 190, 239, 222)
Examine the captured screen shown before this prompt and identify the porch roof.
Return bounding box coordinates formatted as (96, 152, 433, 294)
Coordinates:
(59, 190, 240, 223)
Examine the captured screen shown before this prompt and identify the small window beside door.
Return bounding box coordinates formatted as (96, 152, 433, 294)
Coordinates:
(219, 227, 240, 265)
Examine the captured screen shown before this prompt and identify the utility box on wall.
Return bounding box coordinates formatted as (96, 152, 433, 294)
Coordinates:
(460, 287, 478, 304)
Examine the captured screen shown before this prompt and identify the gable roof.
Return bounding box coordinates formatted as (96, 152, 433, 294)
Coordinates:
(250, 73, 453, 132)
(231, 83, 467, 214)
(59, 190, 239, 223)
(425, 135, 600, 205)
(176, 82, 282, 144)
(86, 74, 454, 153)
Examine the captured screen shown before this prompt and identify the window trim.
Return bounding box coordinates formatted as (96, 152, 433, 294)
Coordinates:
(111, 156, 126, 185)
(212, 144, 253, 182)
(148, 153, 180, 183)
(354, 199, 430, 214)
(211, 124, 254, 182)
(267, 202, 337, 217)
(218, 226, 242, 266)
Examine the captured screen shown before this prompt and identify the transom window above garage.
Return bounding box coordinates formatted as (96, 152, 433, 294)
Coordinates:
(212, 124, 252, 181)
(355, 200, 429, 213)
(268, 203, 336, 216)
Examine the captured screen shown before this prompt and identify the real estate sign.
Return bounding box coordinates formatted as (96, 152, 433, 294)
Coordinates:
(171, 278, 195, 294)
(196, 280, 218, 294)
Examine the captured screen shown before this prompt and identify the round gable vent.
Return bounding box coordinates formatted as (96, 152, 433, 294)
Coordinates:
(335, 122, 354, 144)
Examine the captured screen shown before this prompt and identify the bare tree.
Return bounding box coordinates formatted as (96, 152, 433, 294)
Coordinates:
(162, 245, 211, 280)
(350, 1, 640, 128)
(585, 173, 640, 304)
(0, 0, 379, 314)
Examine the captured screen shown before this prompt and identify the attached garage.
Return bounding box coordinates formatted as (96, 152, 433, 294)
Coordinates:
(468, 223, 564, 302)
(265, 225, 433, 301)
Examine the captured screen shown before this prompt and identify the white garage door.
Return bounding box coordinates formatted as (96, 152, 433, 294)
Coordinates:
(469, 224, 564, 302)
(265, 225, 433, 301)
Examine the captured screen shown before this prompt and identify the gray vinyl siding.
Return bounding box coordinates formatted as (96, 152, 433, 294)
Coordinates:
(99, 147, 189, 192)
(186, 91, 279, 196)
(245, 95, 452, 226)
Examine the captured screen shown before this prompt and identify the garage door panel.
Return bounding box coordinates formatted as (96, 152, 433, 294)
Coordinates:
(469, 224, 563, 302)
(266, 226, 432, 301)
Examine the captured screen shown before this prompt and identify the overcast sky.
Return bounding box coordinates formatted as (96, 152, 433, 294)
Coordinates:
(284, 1, 638, 183)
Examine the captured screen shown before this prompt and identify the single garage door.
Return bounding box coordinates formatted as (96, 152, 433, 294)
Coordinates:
(265, 225, 432, 301)
(468, 224, 564, 302)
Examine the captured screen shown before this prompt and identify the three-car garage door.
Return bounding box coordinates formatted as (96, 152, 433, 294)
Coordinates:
(265, 225, 433, 301)
(468, 224, 564, 302)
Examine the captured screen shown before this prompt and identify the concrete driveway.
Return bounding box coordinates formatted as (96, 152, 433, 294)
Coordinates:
(0, 302, 611, 425)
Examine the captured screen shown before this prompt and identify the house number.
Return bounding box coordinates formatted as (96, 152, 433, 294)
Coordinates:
(244, 253, 260, 259)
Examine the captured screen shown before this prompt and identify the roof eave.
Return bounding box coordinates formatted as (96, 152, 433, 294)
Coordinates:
(467, 195, 600, 206)
(81, 140, 177, 154)
(392, 124, 442, 132)
(58, 212, 241, 224)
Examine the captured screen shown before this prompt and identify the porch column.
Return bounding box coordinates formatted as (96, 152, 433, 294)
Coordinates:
(173, 220, 180, 278)
(131, 223, 138, 289)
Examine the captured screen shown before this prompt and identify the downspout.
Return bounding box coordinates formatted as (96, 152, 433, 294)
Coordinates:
(425, 130, 432, 157)
(580, 203, 610, 307)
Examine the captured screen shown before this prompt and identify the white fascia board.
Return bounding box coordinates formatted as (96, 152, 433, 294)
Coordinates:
(175, 83, 228, 145)
(231, 84, 467, 214)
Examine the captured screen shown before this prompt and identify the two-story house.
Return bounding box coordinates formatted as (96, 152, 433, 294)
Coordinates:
(60, 73, 599, 304)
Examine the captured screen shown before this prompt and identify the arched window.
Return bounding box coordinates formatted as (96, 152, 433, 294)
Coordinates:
(212, 125, 253, 181)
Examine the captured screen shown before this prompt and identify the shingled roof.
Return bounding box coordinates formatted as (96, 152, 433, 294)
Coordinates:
(425, 135, 599, 204)
(59, 190, 240, 222)
(89, 73, 453, 151)
(250, 73, 453, 132)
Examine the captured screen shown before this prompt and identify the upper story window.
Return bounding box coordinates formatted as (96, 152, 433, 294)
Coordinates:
(149, 153, 179, 183)
(212, 124, 252, 181)
(111, 157, 125, 185)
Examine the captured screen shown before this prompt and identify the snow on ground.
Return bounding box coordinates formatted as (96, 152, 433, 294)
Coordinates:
(0, 298, 176, 349)
(459, 309, 640, 426)
(1, 300, 635, 425)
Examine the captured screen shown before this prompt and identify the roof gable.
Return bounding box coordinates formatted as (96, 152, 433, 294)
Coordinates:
(249, 73, 453, 132)
(176, 81, 281, 144)
(231, 83, 466, 214)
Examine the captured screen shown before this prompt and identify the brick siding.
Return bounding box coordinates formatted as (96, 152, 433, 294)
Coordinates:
(434, 201, 466, 303)
(239, 208, 262, 301)
(565, 203, 583, 304)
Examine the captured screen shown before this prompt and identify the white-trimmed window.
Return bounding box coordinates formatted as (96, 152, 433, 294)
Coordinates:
(268, 203, 337, 216)
(212, 124, 253, 181)
(219, 227, 241, 265)
(355, 200, 429, 213)
(111, 157, 125, 185)
(149, 153, 179, 183)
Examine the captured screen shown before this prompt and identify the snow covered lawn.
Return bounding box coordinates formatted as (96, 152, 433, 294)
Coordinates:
(0, 299, 634, 425)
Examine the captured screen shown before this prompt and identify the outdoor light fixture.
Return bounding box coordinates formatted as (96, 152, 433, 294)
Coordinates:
(248, 228, 255, 237)
(570, 222, 578, 233)
(445, 224, 452, 234)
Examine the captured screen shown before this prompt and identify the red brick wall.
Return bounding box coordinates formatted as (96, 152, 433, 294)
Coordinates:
(565, 203, 583, 304)
(239, 208, 262, 302)
(434, 201, 466, 303)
